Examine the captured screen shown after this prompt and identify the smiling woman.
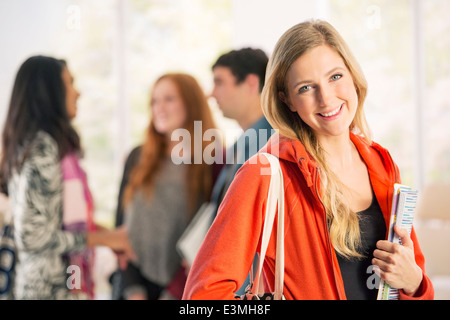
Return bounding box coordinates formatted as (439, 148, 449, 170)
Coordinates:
(279, 43, 373, 216)
(279, 45, 359, 140)
(113, 72, 219, 300)
(151, 78, 188, 137)
(182, 19, 434, 300)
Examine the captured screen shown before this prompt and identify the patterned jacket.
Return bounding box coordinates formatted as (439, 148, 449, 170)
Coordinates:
(9, 131, 87, 299)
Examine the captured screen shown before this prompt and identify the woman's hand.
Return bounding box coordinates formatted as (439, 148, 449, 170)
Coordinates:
(87, 225, 137, 265)
(372, 225, 423, 296)
(110, 225, 137, 265)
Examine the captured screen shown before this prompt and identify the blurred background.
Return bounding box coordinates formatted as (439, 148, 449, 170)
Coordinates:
(0, 0, 449, 299)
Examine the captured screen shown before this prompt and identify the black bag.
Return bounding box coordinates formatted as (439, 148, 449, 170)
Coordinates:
(0, 219, 16, 300)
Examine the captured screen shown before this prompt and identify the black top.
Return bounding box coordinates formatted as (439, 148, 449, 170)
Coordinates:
(336, 194, 386, 300)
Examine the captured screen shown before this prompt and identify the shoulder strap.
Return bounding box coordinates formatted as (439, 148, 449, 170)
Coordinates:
(250, 152, 284, 300)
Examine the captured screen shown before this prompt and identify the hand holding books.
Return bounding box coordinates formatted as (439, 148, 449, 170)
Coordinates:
(375, 184, 423, 300)
(373, 225, 423, 297)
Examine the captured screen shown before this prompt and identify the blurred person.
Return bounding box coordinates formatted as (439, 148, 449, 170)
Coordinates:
(0, 55, 135, 300)
(209, 47, 273, 212)
(113, 73, 218, 300)
(182, 20, 434, 300)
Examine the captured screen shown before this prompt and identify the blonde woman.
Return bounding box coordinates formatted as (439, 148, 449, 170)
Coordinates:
(182, 20, 434, 300)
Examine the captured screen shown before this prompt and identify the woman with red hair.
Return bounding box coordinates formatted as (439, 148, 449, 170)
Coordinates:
(113, 73, 219, 300)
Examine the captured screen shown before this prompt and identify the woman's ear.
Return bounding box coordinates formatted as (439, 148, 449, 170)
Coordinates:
(278, 91, 296, 112)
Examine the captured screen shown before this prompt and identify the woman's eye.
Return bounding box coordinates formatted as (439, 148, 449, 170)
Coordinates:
(298, 85, 311, 93)
(331, 74, 342, 81)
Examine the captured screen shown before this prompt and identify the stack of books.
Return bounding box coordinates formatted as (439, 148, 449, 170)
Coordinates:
(377, 183, 419, 300)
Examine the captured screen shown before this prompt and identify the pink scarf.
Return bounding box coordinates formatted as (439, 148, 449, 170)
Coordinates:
(61, 153, 96, 299)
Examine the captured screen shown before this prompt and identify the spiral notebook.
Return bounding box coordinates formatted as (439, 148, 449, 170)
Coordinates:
(377, 183, 419, 300)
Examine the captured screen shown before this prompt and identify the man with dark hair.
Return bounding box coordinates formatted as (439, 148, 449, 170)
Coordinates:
(212, 47, 268, 92)
(210, 48, 273, 204)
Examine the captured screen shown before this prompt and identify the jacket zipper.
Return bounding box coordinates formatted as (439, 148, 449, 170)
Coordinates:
(313, 166, 345, 300)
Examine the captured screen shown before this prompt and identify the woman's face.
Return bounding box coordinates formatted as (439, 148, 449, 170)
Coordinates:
(281, 44, 358, 142)
(151, 78, 188, 135)
(61, 66, 80, 119)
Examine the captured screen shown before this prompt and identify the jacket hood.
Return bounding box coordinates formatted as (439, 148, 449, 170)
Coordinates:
(259, 131, 398, 186)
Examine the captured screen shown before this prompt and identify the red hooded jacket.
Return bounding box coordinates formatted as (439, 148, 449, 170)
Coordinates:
(182, 132, 434, 300)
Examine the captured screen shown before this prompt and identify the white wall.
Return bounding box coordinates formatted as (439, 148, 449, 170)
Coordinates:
(230, 0, 328, 55)
(0, 0, 70, 127)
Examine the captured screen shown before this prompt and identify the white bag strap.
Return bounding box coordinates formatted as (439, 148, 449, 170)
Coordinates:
(250, 152, 284, 300)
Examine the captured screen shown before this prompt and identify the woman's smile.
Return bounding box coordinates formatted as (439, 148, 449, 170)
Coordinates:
(318, 104, 343, 119)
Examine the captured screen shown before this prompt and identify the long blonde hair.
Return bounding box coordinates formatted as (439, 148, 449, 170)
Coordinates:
(262, 20, 371, 259)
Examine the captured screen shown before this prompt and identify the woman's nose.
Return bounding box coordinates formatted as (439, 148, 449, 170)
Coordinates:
(317, 85, 333, 107)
